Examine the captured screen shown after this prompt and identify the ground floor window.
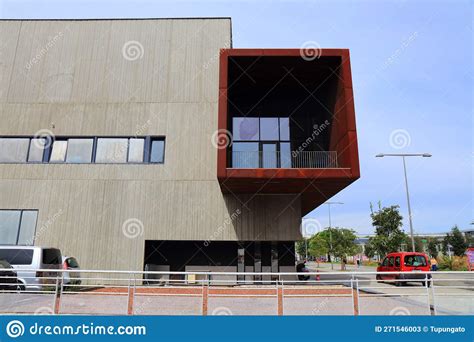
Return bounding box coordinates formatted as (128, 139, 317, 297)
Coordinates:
(0, 210, 38, 245)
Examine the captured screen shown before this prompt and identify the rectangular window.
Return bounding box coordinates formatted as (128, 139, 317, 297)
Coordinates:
(42, 248, 61, 265)
(0, 136, 165, 165)
(0, 211, 21, 244)
(262, 143, 277, 168)
(65, 138, 93, 163)
(150, 139, 165, 163)
(232, 142, 259, 168)
(395, 256, 400, 267)
(95, 138, 128, 163)
(280, 142, 292, 168)
(0, 249, 34, 265)
(279, 118, 290, 141)
(17, 211, 38, 245)
(0, 210, 38, 245)
(233, 117, 259, 141)
(50, 140, 68, 162)
(0, 138, 29, 162)
(28, 138, 46, 162)
(260, 118, 279, 141)
(128, 138, 145, 163)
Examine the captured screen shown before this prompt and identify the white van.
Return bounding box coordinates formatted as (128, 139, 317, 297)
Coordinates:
(0, 246, 62, 291)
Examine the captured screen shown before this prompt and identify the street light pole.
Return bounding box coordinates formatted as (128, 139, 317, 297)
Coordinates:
(402, 156, 415, 253)
(305, 238, 308, 260)
(324, 201, 344, 270)
(375, 153, 432, 252)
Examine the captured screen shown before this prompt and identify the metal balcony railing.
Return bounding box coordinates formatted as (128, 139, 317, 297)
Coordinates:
(230, 151, 338, 168)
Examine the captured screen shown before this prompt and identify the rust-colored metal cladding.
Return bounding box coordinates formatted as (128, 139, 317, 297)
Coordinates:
(217, 48, 360, 215)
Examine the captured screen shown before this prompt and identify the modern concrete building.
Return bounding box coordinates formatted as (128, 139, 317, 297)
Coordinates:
(0, 18, 359, 278)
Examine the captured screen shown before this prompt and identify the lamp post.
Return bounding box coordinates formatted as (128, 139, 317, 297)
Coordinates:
(324, 201, 344, 270)
(375, 153, 432, 252)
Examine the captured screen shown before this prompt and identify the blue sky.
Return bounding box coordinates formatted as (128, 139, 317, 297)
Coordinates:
(1, 0, 472, 235)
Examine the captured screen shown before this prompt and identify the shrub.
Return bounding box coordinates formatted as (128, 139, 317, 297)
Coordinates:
(438, 256, 468, 271)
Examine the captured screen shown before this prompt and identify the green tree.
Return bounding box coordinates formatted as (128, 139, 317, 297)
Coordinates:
(330, 228, 359, 259)
(295, 239, 307, 258)
(364, 241, 377, 259)
(367, 203, 407, 256)
(308, 229, 358, 267)
(308, 234, 328, 266)
(427, 238, 439, 258)
(411, 236, 425, 253)
(443, 226, 467, 256)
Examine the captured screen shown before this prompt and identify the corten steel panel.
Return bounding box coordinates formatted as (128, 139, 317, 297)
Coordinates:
(217, 48, 360, 215)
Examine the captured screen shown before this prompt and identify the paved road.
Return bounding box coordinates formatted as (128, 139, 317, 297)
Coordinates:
(305, 262, 474, 315)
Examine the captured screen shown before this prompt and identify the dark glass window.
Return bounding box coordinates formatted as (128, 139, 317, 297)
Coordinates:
(65, 257, 80, 268)
(0, 249, 34, 265)
(42, 248, 61, 264)
(150, 139, 165, 163)
(404, 255, 427, 267)
(389, 256, 395, 267)
(395, 256, 400, 267)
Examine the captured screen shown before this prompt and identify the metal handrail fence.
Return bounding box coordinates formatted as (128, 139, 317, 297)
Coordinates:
(0, 269, 472, 316)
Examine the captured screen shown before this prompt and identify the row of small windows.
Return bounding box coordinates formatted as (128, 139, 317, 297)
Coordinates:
(0, 136, 165, 164)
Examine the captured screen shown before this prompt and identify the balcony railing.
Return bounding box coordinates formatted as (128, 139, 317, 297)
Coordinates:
(230, 151, 338, 168)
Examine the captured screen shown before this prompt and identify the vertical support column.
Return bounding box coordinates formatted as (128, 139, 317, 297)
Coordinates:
(277, 286, 283, 316)
(202, 286, 209, 316)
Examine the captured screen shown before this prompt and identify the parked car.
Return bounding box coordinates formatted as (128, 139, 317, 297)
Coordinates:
(0, 246, 62, 291)
(376, 252, 431, 287)
(0, 259, 23, 291)
(62, 256, 81, 286)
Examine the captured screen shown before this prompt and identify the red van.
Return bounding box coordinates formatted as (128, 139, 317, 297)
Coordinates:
(376, 252, 431, 287)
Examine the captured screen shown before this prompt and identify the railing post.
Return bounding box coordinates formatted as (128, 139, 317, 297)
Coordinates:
(355, 277, 360, 315)
(351, 275, 359, 316)
(202, 276, 209, 316)
(430, 275, 437, 316)
(424, 273, 431, 315)
(277, 284, 283, 316)
(127, 273, 135, 315)
(53, 271, 63, 314)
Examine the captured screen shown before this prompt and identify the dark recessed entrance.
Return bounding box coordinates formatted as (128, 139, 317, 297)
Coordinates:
(144, 240, 295, 273)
